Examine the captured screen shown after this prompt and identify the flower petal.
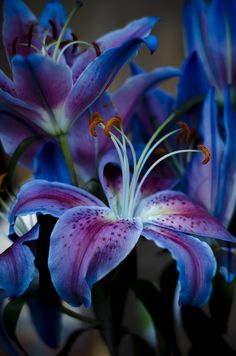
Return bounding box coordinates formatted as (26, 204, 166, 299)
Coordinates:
(9, 180, 105, 230)
(0, 224, 39, 297)
(183, 0, 228, 89)
(72, 16, 159, 82)
(142, 225, 216, 306)
(136, 190, 235, 242)
(112, 67, 180, 124)
(12, 54, 72, 116)
(3, 0, 38, 61)
(34, 141, 72, 184)
(65, 38, 155, 124)
(48, 206, 143, 306)
(175, 52, 209, 108)
(0, 69, 17, 96)
(68, 92, 117, 180)
(186, 90, 224, 213)
(98, 151, 123, 214)
(0, 104, 46, 167)
(216, 86, 236, 226)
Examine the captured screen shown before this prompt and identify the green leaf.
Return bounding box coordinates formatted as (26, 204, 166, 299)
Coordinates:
(7, 136, 39, 191)
(3, 297, 28, 355)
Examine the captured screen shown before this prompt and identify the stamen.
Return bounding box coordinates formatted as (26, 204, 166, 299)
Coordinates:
(27, 24, 35, 48)
(104, 117, 122, 136)
(176, 121, 191, 144)
(49, 19, 58, 39)
(92, 42, 101, 56)
(89, 113, 104, 137)
(12, 37, 18, 56)
(197, 144, 211, 164)
(0, 173, 7, 193)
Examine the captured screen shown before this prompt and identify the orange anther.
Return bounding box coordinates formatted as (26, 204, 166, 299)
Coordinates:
(104, 117, 122, 136)
(197, 144, 211, 164)
(154, 147, 167, 157)
(89, 112, 104, 137)
(177, 121, 191, 144)
(0, 173, 7, 193)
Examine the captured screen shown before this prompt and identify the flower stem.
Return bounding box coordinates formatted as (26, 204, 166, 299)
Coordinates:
(60, 305, 99, 325)
(59, 134, 78, 186)
(53, 1, 83, 60)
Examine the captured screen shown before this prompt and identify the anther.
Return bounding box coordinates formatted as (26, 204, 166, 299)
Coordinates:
(0, 173, 7, 193)
(153, 147, 167, 158)
(92, 42, 101, 56)
(197, 144, 210, 164)
(177, 121, 191, 145)
(89, 113, 104, 137)
(27, 24, 35, 48)
(104, 117, 122, 136)
(12, 37, 18, 56)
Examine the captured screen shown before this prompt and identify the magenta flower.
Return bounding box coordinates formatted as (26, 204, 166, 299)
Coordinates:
(8, 120, 235, 307)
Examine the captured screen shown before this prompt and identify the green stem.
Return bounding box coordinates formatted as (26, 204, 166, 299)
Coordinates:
(53, 1, 83, 60)
(60, 305, 99, 325)
(59, 134, 78, 186)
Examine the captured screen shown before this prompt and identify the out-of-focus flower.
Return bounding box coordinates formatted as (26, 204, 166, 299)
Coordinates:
(183, 0, 236, 95)
(0, 0, 160, 167)
(8, 117, 234, 308)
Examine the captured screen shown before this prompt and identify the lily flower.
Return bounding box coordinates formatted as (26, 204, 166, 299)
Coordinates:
(0, 0, 160, 168)
(8, 117, 235, 308)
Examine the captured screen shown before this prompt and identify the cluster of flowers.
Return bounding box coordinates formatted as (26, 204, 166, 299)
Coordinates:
(0, 0, 235, 319)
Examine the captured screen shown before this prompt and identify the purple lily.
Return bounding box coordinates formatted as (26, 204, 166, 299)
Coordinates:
(9, 119, 235, 308)
(0, 0, 160, 168)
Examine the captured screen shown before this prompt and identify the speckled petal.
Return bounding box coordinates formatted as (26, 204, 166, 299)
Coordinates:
(48, 206, 143, 306)
(136, 190, 235, 242)
(9, 180, 105, 232)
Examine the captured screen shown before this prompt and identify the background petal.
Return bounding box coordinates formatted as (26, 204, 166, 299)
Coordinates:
(0, 224, 39, 297)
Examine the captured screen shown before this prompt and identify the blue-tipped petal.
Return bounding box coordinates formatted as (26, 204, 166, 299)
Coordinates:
(142, 225, 216, 306)
(72, 16, 159, 82)
(48, 206, 143, 306)
(65, 38, 156, 124)
(0, 224, 39, 297)
(34, 141, 72, 184)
